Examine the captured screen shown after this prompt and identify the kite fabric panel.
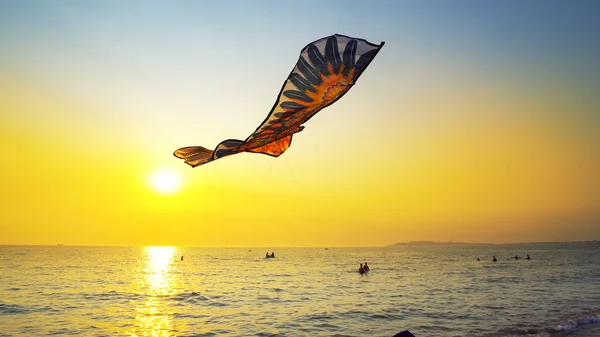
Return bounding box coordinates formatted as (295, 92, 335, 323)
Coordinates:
(174, 34, 385, 168)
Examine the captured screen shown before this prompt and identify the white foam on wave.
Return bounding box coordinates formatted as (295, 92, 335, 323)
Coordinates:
(557, 311, 600, 332)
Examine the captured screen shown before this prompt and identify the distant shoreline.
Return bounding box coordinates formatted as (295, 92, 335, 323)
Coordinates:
(389, 240, 600, 247)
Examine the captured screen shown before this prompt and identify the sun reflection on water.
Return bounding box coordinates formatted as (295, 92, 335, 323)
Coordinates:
(128, 246, 179, 337)
(145, 246, 176, 296)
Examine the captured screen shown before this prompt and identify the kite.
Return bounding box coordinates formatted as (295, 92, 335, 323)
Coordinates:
(174, 34, 385, 167)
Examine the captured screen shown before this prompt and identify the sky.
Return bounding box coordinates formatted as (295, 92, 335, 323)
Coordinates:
(1, 0, 599, 246)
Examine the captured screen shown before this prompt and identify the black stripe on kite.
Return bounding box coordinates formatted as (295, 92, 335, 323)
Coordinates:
(297, 56, 321, 86)
(283, 90, 314, 102)
(325, 35, 341, 74)
(355, 49, 378, 74)
(290, 73, 317, 93)
(280, 101, 306, 110)
(274, 111, 291, 118)
(307, 45, 328, 76)
(342, 39, 358, 77)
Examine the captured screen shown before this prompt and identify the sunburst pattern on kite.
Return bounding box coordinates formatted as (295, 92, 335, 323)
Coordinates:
(174, 34, 384, 167)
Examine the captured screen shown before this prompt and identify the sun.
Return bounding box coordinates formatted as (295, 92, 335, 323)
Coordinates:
(148, 170, 181, 194)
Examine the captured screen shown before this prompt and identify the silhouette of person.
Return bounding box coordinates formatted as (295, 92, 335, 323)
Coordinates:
(492, 256, 497, 262)
(363, 262, 370, 272)
(526, 254, 531, 260)
(477, 258, 480, 261)
(271, 252, 275, 258)
(266, 252, 269, 258)
(359, 263, 364, 274)
(181, 255, 184, 261)
(515, 255, 519, 260)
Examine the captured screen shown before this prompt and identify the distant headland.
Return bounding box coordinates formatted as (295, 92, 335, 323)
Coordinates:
(389, 240, 599, 246)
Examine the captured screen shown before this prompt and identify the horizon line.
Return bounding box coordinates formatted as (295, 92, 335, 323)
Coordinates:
(1, 240, 599, 248)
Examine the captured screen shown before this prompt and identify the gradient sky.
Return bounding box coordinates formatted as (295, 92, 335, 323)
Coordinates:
(1, 0, 599, 246)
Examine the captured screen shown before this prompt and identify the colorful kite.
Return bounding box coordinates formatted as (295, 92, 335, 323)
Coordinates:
(174, 34, 384, 167)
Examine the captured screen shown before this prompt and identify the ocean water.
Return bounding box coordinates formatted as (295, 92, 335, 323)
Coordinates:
(0, 244, 599, 337)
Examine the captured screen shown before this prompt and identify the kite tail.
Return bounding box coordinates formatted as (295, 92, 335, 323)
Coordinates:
(174, 139, 245, 168)
(173, 146, 214, 167)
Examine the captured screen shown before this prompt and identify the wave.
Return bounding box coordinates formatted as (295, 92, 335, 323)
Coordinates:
(557, 310, 600, 332)
(490, 328, 554, 337)
(488, 309, 600, 336)
(81, 291, 143, 301)
(78, 290, 213, 304)
(0, 303, 28, 315)
(168, 291, 234, 308)
(0, 302, 61, 315)
(171, 291, 209, 303)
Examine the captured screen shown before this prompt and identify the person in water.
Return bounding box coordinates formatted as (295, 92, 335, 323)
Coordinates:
(363, 262, 370, 272)
(493, 256, 497, 262)
(270, 252, 275, 258)
(526, 254, 531, 260)
(514, 255, 519, 260)
(359, 263, 364, 274)
(181, 255, 184, 261)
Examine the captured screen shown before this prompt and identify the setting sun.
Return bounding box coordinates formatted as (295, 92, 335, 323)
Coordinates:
(148, 171, 181, 194)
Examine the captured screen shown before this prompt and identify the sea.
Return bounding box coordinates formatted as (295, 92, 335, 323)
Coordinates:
(1, 243, 599, 337)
